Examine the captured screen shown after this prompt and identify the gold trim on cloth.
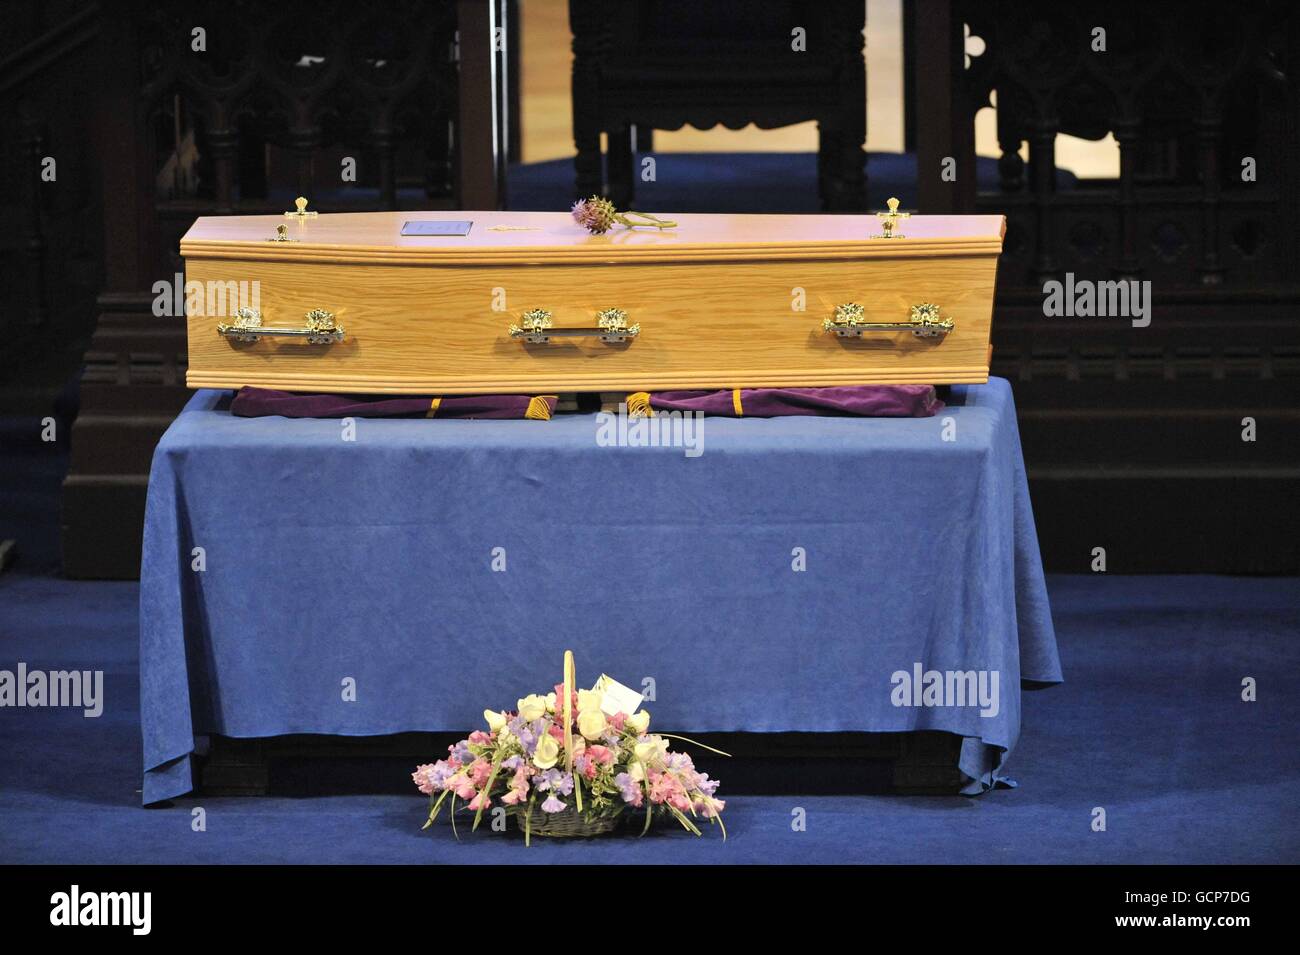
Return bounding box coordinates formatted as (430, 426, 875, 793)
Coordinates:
(625, 392, 654, 417)
(525, 395, 556, 420)
(426, 397, 442, 418)
(732, 389, 744, 416)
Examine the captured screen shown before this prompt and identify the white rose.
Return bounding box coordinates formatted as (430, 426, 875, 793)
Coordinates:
(532, 733, 560, 770)
(634, 736, 668, 769)
(484, 709, 508, 733)
(627, 760, 646, 782)
(545, 692, 557, 714)
(577, 708, 606, 740)
(627, 711, 650, 734)
(577, 689, 604, 713)
(517, 694, 547, 721)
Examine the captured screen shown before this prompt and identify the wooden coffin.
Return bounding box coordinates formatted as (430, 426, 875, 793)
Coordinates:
(180, 207, 1004, 394)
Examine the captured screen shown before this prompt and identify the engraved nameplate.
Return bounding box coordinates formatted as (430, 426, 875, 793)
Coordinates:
(401, 220, 474, 236)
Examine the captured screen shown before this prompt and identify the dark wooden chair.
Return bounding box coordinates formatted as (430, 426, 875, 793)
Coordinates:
(569, 0, 866, 210)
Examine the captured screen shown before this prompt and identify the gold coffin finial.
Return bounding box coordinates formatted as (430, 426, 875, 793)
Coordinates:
(285, 196, 318, 219)
(873, 196, 910, 239)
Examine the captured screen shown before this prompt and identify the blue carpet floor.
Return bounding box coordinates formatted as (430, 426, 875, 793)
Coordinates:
(1, 571, 1297, 864)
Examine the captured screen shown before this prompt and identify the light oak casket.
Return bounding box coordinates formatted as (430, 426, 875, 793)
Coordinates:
(180, 206, 1004, 394)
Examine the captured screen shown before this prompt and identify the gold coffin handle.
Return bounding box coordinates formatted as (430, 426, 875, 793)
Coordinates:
(823, 302, 953, 339)
(509, 307, 640, 344)
(216, 307, 344, 344)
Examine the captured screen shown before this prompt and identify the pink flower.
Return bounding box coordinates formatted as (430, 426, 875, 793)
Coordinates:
(450, 773, 477, 800)
(552, 685, 579, 717)
(693, 796, 725, 818)
(411, 764, 438, 795)
(608, 712, 627, 731)
(648, 771, 687, 807)
(468, 730, 493, 746)
(500, 766, 531, 805)
(468, 791, 491, 811)
(468, 758, 492, 787)
(585, 744, 615, 766)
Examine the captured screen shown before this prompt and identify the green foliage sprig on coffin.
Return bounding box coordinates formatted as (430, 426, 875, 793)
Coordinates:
(413, 652, 727, 845)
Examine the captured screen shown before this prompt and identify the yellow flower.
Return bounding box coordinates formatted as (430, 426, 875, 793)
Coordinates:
(577, 709, 607, 740)
(545, 692, 557, 714)
(577, 689, 604, 713)
(627, 710, 650, 734)
(484, 709, 508, 733)
(517, 694, 547, 721)
(627, 760, 646, 782)
(533, 733, 560, 770)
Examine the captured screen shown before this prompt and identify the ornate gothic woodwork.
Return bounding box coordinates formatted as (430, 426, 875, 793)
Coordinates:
(2, 0, 510, 578)
(912, 0, 1300, 572)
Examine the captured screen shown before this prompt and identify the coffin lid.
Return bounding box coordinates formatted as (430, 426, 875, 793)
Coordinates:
(180, 210, 1006, 265)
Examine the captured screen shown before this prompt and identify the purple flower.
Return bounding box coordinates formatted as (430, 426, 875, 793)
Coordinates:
(541, 794, 566, 814)
(571, 196, 617, 235)
(614, 772, 641, 804)
(508, 716, 545, 754)
(666, 752, 695, 774)
(695, 773, 720, 797)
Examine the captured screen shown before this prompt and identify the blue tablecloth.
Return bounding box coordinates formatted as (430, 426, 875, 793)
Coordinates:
(140, 378, 1061, 804)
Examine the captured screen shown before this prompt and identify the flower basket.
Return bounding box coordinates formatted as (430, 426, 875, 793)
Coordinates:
(414, 650, 727, 846)
(504, 803, 623, 839)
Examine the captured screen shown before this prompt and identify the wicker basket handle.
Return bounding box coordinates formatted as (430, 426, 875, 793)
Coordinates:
(562, 649, 583, 811)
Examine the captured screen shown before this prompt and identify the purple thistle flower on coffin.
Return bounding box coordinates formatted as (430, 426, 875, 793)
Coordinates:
(571, 196, 617, 235)
(541, 793, 566, 814)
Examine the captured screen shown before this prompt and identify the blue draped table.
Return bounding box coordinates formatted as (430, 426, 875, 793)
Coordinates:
(140, 378, 1061, 804)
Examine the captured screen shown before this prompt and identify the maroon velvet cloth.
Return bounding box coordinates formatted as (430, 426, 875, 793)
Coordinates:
(646, 385, 943, 418)
(230, 387, 556, 420)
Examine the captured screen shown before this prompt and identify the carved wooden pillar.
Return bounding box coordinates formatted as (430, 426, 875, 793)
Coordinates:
(208, 106, 238, 214)
(824, 4, 866, 212)
(995, 92, 1024, 193)
(21, 114, 48, 329)
(289, 119, 320, 202)
(372, 117, 397, 210)
(914, 0, 974, 212)
(569, 0, 604, 200)
(457, 0, 506, 209)
(1194, 102, 1225, 285)
(1113, 107, 1141, 279)
(63, 7, 190, 579)
(1029, 106, 1057, 283)
(606, 124, 633, 208)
